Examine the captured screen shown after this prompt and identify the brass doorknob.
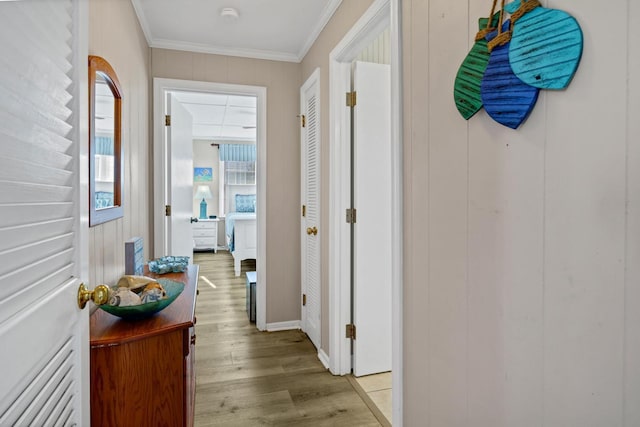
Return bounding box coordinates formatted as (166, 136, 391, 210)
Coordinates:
(77, 283, 110, 309)
(306, 226, 318, 236)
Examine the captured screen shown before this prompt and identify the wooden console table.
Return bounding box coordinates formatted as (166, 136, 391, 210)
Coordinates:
(90, 264, 199, 427)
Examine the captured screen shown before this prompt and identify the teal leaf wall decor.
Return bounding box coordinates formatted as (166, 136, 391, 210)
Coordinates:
(505, 0, 583, 90)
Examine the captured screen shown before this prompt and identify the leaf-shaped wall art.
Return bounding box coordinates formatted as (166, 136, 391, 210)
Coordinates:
(505, 0, 583, 89)
(480, 20, 540, 129)
(453, 12, 500, 120)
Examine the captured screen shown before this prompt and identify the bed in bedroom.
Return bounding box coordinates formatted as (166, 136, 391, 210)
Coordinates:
(226, 194, 257, 276)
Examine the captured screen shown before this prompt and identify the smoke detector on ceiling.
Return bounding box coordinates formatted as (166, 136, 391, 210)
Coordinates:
(220, 7, 239, 21)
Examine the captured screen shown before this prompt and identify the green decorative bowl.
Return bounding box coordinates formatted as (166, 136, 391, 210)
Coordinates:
(98, 279, 185, 320)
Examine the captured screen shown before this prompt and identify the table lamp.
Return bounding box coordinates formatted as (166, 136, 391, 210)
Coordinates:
(194, 185, 213, 219)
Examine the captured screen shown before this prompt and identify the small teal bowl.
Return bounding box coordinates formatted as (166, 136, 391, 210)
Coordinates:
(98, 279, 185, 320)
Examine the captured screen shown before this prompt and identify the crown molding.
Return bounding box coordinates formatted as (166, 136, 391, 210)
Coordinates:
(296, 0, 343, 61)
(150, 38, 300, 63)
(130, 0, 153, 47)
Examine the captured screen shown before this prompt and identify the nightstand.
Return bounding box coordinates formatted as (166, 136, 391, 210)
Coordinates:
(193, 218, 219, 252)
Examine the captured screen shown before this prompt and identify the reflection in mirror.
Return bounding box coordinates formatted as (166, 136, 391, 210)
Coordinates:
(89, 55, 123, 226)
(94, 73, 115, 209)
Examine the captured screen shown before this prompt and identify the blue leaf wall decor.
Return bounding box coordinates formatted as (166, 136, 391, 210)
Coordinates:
(481, 20, 540, 129)
(505, 0, 583, 90)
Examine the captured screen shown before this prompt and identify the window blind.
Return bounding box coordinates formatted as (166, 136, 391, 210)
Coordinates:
(219, 144, 256, 162)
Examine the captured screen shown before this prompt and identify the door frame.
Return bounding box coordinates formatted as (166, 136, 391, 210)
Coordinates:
(153, 78, 268, 331)
(75, 0, 91, 421)
(328, 0, 403, 423)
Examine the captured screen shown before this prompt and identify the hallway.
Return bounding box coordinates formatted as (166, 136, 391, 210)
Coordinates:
(193, 251, 382, 426)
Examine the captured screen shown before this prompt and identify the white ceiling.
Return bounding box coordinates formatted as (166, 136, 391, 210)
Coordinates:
(131, 0, 342, 63)
(133, 0, 342, 140)
(171, 91, 257, 142)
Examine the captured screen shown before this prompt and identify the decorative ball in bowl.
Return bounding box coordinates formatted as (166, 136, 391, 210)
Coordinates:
(98, 278, 185, 320)
(148, 256, 190, 274)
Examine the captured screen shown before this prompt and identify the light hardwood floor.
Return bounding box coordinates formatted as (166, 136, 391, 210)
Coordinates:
(193, 251, 382, 426)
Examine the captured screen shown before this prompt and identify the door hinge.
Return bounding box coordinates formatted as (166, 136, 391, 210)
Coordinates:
(302, 205, 306, 217)
(165, 205, 172, 216)
(165, 114, 171, 126)
(302, 294, 307, 306)
(301, 114, 306, 128)
(346, 208, 357, 224)
(345, 324, 356, 340)
(346, 91, 357, 107)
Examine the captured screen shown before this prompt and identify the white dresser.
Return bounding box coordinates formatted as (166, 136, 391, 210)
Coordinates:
(192, 218, 219, 252)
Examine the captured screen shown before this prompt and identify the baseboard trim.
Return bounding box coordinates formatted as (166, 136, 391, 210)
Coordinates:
(265, 320, 301, 332)
(318, 348, 330, 370)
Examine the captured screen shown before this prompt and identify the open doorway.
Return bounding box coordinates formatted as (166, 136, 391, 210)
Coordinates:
(153, 78, 268, 331)
(328, 0, 402, 424)
(172, 91, 258, 278)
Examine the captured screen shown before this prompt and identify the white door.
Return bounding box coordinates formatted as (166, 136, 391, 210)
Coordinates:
(300, 69, 321, 349)
(167, 93, 195, 258)
(352, 61, 392, 377)
(0, 0, 90, 425)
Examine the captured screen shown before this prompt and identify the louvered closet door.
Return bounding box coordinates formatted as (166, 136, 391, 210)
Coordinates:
(0, 1, 89, 425)
(300, 69, 321, 350)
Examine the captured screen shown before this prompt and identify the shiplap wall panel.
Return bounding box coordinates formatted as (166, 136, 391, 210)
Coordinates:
(466, 2, 548, 422)
(426, 0, 469, 425)
(356, 28, 390, 64)
(625, 3, 640, 425)
(467, 117, 506, 424)
(544, 1, 627, 424)
(88, 0, 150, 288)
(402, 0, 639, 425)
(402, 0, 431, 423)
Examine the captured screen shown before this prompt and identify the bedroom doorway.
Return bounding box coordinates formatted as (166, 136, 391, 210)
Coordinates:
(153, 78, 268, 331)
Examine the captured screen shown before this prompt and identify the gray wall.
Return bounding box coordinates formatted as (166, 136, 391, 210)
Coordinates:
(151, 49, 302, 324)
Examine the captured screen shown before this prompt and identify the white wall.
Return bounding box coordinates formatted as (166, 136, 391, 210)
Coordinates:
(402, 0, 640, 425)
(192, 140, 219, 218)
